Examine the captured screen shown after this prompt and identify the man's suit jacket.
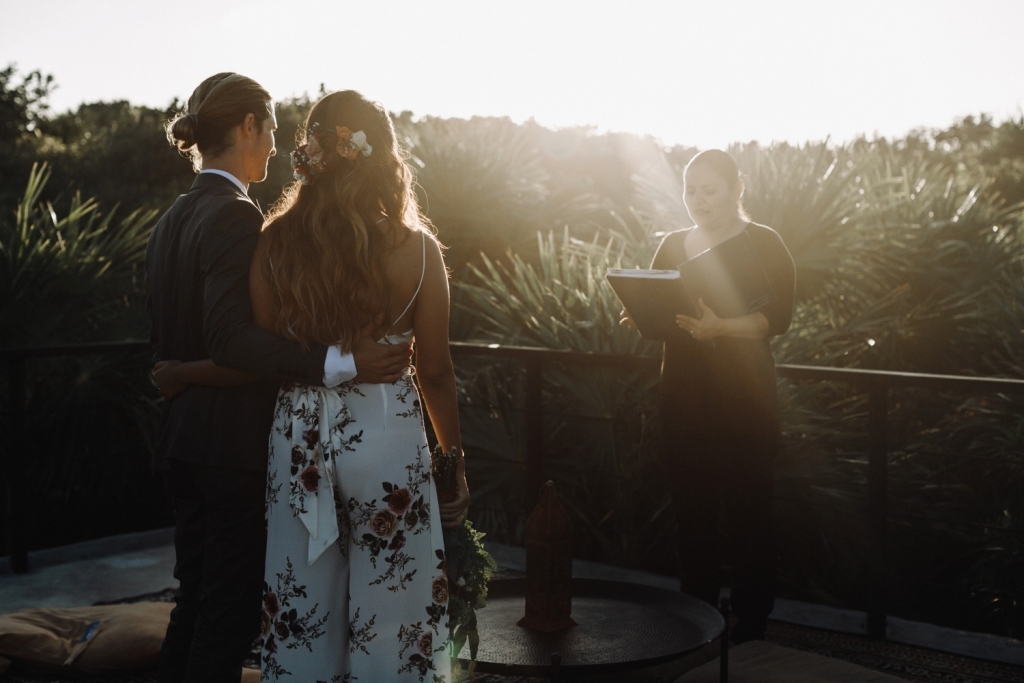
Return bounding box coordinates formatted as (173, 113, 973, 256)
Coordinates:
(147, 173, 327, 472)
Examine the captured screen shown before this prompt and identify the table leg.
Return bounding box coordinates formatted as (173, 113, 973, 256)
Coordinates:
(719, 597, 730, 683)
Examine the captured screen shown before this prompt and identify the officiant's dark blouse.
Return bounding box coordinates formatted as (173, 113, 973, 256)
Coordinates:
(652, 222, 795, 438)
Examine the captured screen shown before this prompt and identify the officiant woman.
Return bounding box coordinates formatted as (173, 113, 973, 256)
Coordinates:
(647, 149, 795, 643)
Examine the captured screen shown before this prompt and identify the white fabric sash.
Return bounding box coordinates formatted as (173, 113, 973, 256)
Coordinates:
(284, 385, 352, 566)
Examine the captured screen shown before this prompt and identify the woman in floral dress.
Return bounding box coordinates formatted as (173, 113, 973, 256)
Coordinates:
(249, 90, 468, 682)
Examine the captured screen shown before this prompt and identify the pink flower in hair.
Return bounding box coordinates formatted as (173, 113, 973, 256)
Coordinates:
(305, 134, 325, 166)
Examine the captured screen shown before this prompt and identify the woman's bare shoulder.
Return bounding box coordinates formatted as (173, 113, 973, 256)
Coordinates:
(251, 222, 277, 263)
(386, 224, 436, 261)
(255, 217, 284, 249)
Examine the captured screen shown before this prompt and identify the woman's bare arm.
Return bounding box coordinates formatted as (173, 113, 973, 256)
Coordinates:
(414, 237, 460, 450)
(411, 236, 468, 527)
(152, 359, 258, 399)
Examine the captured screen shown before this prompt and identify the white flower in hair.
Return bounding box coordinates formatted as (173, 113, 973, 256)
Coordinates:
(350, 130, 373, 157)
(335, 126, 373, 160)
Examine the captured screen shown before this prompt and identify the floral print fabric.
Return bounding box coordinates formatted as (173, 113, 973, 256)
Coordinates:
(261, 337, 450, 682)
(280, 384, 357, 566)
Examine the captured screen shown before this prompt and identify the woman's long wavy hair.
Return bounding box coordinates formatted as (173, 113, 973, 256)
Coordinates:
(260, 91, 428, 350)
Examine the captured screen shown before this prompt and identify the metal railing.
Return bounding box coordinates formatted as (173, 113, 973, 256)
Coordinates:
(4, 339, 1024, 639)
(1, 341, 151, 575)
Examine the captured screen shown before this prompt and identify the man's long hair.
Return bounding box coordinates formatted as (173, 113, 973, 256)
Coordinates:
(259, 91, 427, 350)
(166, 73, 273, 172)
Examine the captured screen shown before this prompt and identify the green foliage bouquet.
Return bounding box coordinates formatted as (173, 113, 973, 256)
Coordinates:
(431, 445, 497, 674)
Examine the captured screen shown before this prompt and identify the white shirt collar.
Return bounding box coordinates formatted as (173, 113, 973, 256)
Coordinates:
(200, 168, 248, 195)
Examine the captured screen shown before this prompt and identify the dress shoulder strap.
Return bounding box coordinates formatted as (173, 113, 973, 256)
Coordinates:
(390, 231, 427, 327)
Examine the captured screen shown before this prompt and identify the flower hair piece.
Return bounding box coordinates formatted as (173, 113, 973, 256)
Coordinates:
(291, 122, 373, 185)
(335, 126, 373, 160)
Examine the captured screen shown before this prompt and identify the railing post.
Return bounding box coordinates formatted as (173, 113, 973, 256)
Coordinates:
(867, 381, 888, 639)
(524, 357, 544, 505)
(4, 354, 28, 574)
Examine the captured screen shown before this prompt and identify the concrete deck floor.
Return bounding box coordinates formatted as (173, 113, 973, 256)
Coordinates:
(1, 529, 1022, 668)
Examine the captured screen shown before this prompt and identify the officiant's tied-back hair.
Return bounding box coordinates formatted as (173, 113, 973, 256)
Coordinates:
(684, 149, 749, 220)
(259, 90, 431, 352)
(166, 72, 272, 172)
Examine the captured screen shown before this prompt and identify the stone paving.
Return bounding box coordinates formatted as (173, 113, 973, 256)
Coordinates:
(2, 529, 1023, 678)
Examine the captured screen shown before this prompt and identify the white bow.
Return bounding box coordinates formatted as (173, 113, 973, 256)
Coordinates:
(285, 385, 353, 566)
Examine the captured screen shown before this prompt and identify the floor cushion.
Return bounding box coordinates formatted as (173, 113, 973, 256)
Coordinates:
(0, 602, 172, 674)
(676, 639, 908, 682)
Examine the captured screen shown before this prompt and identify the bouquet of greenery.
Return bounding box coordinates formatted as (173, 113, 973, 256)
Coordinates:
(431, 445, 497, 674)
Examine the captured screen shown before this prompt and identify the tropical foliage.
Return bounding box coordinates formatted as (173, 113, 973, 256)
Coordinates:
(2, 63, 1023, 637)
(0, 163, 167, 550)
(449, 139, 1024, 637)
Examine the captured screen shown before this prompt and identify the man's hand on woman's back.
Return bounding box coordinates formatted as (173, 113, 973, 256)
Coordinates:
(153, 360, 187, 399)
(351, 335, 413, 384)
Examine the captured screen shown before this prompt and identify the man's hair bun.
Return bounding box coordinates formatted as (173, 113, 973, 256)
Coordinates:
(167, 112, 198, 151)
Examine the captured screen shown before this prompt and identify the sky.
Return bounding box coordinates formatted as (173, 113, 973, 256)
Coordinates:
(2, 0, 1022, 150)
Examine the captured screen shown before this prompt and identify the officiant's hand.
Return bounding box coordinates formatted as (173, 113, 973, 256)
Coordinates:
(676, 299, 723, 341)
(440, 462, 471, 528)
(351, 333, 413, 384)
(618, 308, 635, 327)
(152, 360, 188, 399)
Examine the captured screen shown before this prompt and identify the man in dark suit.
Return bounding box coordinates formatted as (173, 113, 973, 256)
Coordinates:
(147, 74, 409, 683)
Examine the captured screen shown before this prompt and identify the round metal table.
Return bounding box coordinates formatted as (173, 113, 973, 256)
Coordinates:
(458, 578, 726, 679)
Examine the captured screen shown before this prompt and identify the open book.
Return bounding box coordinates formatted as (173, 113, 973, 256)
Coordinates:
(606, 231, 777, 342)
(605, 268, 695, 342)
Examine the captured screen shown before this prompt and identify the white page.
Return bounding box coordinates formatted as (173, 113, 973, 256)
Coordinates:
(605, 268, 680, 279)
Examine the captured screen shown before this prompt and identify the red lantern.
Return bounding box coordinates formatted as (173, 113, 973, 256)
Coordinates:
(518, 481, 576, 631)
